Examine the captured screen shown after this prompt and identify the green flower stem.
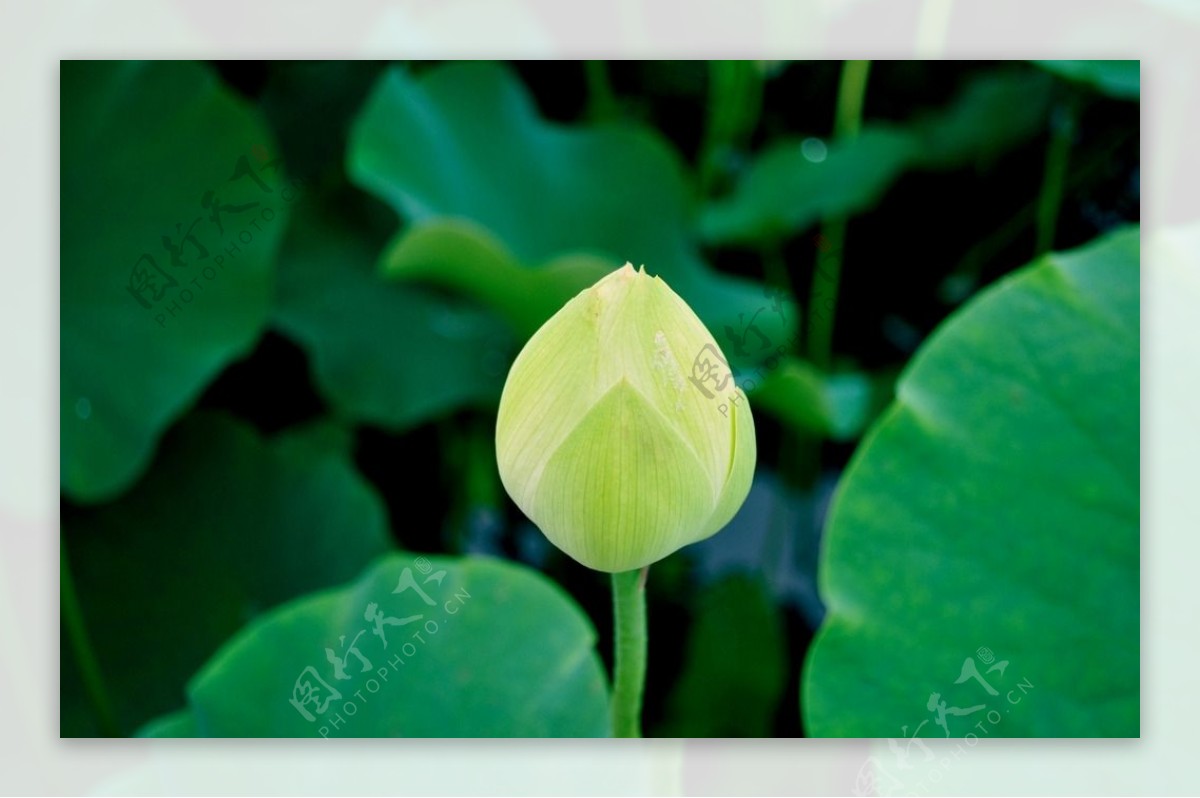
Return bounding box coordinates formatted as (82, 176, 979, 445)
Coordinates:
(807, 60, 871, 370)
(467, 415, 501, 509)
(585, 60, 619, 122)
(806, 218, 849, 370)
(610, 566, 648, 737)
(955, 125, 1125, 293)
(833, 59, 872, 140)
(61, 541, 120, 736)
(700, 60, 764, 195)
(762, 247, 794, 318)
(1035, 97, 1078, 256)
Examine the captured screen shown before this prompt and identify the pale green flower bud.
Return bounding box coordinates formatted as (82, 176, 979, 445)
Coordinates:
(496, 263, 756, 573)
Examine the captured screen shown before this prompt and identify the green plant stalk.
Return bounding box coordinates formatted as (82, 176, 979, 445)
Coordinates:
(610, 567, 648, 737)
(584, 60, 619, 122)
(61, 542, 120, 736)
(1034, 99, 1077, 256)
(446, 415, 504, 552)
(806, 219, 849, 370)
(956, 125, 1128, 292)
(833, 59, 871, 140)
(807, 60, 871, 370)
(699, 60, 764, 195)
(762, 246, 793, 310)
(764, 239, 815, 545)
(467, 414, 501, 510)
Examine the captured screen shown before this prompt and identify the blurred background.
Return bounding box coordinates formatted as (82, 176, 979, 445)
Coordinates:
(60, 59, 1139, 738)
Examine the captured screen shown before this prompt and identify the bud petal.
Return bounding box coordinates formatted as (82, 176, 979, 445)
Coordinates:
(496, 263, 756, 572)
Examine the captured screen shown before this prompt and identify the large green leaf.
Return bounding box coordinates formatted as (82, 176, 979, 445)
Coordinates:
(701, 69, 1053, 246)
(1035, 60, 1140, 100)
(61, 61, 291, 502)
(748, 358, 891, 442)
(347, 61, 792, 366)
(272, 195, 513, 429)
(803, 227, 1139, 737)
(701, 127, 916, 245)
(378, 218, 613, 338)
(142, 553, 610, 737)
(61, 413, 392, 736)
(907, 70, 1056, 169)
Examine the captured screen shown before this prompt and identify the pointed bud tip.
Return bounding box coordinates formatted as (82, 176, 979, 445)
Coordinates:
(614, 262, 649, 277)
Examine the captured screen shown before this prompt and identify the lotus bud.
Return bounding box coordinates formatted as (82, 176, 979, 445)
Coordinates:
(495, 263, 756, 572)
